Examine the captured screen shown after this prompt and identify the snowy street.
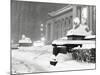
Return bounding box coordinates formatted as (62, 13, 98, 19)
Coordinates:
(11, 1, 96, 75)
(12, 45, 95, 74)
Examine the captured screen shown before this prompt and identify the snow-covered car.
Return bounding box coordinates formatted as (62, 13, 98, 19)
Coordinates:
(52, 35, 96, 56)
(33, 40, 45, 46)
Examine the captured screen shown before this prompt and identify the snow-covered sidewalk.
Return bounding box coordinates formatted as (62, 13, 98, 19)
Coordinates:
(11, 45, 95, 74)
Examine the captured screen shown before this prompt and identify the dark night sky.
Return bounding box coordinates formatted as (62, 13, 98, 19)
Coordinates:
(11, 0, 67, 43)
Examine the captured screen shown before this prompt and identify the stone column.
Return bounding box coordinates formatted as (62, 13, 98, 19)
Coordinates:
(72, 5, 77, 25)
(62, 18, 65, 37)
(50, 21, 53, 42)
(46, 20, 52, 44)
(92, 6, 96, 35)
(45, 22, 49, 43)
(88, 6, 93, 31)
(77, 6, 81, 23)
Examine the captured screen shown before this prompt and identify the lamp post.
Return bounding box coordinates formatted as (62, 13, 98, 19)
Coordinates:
(40, 24, 44, 40)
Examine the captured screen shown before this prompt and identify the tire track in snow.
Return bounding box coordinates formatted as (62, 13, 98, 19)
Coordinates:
(12, 57, 48, 74)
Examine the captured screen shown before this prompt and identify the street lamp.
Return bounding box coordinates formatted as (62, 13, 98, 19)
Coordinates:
(41, 37, 45, 41)
(40, 28, 43, 31)
(41, 24, 44, 27)
(40, 24, 45, 42)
